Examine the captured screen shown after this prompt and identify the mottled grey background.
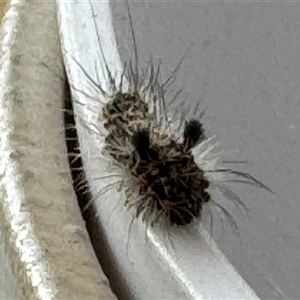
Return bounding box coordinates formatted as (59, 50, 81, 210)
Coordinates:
(110, 1, 300, 299)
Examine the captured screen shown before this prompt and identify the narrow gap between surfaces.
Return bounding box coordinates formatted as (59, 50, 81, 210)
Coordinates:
(63, 80, 133, 300)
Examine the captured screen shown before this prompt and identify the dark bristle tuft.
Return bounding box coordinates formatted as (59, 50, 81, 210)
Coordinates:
(183, 119, 205, 150)
(132, 129, 150, 160)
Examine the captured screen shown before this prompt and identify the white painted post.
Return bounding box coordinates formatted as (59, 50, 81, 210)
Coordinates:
(57, 1, 261, 299)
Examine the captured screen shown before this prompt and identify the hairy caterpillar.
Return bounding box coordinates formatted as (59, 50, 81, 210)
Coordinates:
(66, 0, 274, 236)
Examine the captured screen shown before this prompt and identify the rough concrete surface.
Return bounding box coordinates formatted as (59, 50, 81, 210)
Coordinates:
(110, 2, 300, 299)
(0, 1, 6, 20)
(0, 1, 117, 299)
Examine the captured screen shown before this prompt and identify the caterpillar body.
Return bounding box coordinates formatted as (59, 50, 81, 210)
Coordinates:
(68, 0, 273, 235)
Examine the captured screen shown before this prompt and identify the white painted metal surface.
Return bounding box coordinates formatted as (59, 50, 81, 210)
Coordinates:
(57, 1, 261, 299)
